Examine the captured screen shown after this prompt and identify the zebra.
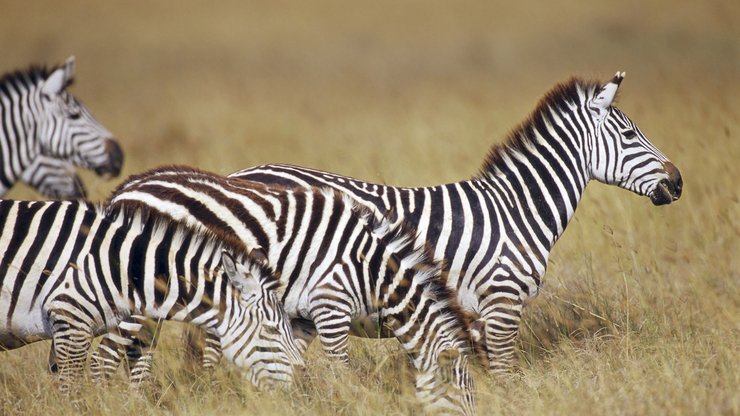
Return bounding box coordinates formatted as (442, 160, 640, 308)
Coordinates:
(0, 56, 124, 199)
(0, 199, 304, 392)
(230, 72, 683, 374)
(95, 166, 477, 415)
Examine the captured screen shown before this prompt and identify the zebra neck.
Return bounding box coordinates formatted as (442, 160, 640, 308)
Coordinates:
(117, 221, 229, 329)
(476, 129, 589, 250)
(0, 86, 40, 184)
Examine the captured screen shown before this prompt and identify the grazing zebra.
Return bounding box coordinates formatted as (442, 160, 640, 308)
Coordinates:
(96, 166, 477, 415)
(0, 199, 304, 392)
(0, 56, 123, 199)
(231, 72, 683, 374)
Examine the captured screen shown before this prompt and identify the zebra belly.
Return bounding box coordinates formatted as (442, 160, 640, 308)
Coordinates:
(0, 308, 49, 350)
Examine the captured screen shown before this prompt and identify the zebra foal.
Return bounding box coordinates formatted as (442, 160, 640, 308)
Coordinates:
(232, 72, 683, 374)
(0, 199, 303, 392)
(0, 56, 123, 198)
(96, 167, 477, 415)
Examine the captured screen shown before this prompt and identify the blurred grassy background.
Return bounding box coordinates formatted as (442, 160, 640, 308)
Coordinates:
(0, 1, 738, 415)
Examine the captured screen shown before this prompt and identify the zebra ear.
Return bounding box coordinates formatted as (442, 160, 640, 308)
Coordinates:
(249, 247, 268, 266)
(41, 57, 76, 97)
(222, 251, 238, 278)
(41, 67, 66, 97)
(222, 250, 260, 298)
(589, 71, 625, 116)
(62, 56, 76, 85)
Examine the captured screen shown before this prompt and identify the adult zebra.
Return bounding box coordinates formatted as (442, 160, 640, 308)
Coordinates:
(96, 166, 477, 416)
(231, 72, 683, 374)
(0, 56, 123, 199)
(0, 199, 303, 392)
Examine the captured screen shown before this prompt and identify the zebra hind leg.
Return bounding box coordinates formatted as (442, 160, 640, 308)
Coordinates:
(49, 311, 93, 394)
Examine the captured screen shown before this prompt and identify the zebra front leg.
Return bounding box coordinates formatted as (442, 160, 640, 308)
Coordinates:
(49, 311, 93, 394)
(479, 295, 523, 376)
(291, 317, 318, 356)
(90, 315, 158, 385)
(309, 302, 352, 363)
(202, 331, 223, 371)
(48, 342, 59, 373)
(182, 326, 223, 371)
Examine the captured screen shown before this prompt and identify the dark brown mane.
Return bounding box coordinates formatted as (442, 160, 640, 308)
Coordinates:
(108, 164, 298, 206)
(0, 63, 72, 90)
(477, 76, 605, 178)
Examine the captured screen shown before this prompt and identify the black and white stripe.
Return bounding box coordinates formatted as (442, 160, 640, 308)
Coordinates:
(0, 199, 303, 392)
(101, 167, 476, 415)
(0, 57, 123, 199)
(231, 72, 683, 374)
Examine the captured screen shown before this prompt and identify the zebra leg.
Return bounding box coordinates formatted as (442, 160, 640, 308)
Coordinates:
(48, 342, 59, 373)
(309, 300, 352, 363)
(290, 317, 318, 355)
(182, 326, 223, 371)
(49, 310, 93, 394)
(126, 318, 161, 384)
(202, 331, 223, 370)
(90, 332, 127, 380)
(90, 315, 158, 385)
(479, 295, 523, 376)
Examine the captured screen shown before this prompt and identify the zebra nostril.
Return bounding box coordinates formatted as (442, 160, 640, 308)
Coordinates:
(105, 139, 124, 175)
(662, 161, 682, 199)
(674, 176, 683, 197)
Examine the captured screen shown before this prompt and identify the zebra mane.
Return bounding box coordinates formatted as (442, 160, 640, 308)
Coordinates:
(106, 164, 205, 201)
(104, 202, 281, 290)
(108, 164, 284, 203)
(0, 63, 73, 90)
(478, 76, 607, 178)
(358, 198, 476, 351)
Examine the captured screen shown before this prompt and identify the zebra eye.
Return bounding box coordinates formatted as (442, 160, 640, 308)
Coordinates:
(622, 129, 637, 140)
(69, 111, 81, 120)
(263, 323, 281, 335)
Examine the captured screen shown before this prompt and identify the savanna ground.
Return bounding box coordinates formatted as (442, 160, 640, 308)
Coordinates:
(1, 1, 738, 415)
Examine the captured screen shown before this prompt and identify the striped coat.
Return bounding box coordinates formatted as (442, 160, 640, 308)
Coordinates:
(101, 167, 477, 415)
(231, 72, 683, 373)
(0, 199, 303, 391)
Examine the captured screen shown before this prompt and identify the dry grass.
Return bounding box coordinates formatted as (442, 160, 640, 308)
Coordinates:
(1, 1, 738, 415)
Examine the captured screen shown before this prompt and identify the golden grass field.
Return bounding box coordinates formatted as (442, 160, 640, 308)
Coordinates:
(1, 1, 738, 415)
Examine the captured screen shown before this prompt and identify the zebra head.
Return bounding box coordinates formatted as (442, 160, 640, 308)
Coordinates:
(36, 56, 123, 178)
(218, 251, 305, 390)
(587, 72, 682, 205)
(417, 348, 476, 416)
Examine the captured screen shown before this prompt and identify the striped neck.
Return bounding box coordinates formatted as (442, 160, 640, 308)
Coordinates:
(475, 101, 591, 251)
(0, 78, 42, 187)
(102, 208, 236, 330)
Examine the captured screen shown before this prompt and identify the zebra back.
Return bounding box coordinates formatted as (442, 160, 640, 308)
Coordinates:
(107, 165, 477, 415)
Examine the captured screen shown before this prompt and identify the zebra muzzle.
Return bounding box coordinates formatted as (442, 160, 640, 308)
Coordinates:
(93, 139, 124, 178)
